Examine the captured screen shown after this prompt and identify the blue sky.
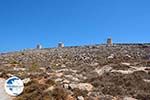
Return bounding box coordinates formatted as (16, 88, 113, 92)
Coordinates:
(0, 0, 150, 52)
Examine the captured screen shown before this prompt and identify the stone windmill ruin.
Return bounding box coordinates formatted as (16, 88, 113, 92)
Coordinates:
(58, 42, 64, 48)
(36, 44, 42, 49)
(107, 38, 113, 46)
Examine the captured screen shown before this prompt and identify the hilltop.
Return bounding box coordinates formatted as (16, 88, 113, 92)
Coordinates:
(0, 43, 150, 100)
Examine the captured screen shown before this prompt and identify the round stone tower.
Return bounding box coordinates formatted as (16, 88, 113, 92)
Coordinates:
(36, 44, 42, 49)
(107, 38, 113, 46)
(58, 42, 64, 48)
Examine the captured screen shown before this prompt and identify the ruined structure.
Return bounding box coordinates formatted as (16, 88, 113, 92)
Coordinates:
(107, 38, 113, 46)
(36, 44, 42, 49)
(58, 42, 64, 48)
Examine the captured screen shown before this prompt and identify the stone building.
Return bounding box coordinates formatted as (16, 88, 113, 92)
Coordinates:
(36, 44, 42, 49)
(58, 42, 64, 48)
(107, 38, 113, 46)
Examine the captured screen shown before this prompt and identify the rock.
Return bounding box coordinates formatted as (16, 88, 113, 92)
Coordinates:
(88, 92, 101, 97)
(69, 84, 77, 90)
(22, 78, 31, 84)
(121, 63, 131, 66)
(55, 72, 64, 77)
(63, 84, 69, 89)
(77, 96, 84, 100)
(90, 62, 99, 67)
(143, 79, 150, 83)
(55, 64, 59, 66)
(0, 72, 3, 76)
(111, 70, 134, 74)
(69, 69, 77, 73)
(125, 54, 132, 58)
(111, 66, 149, 74)
(56, 68, 69, 72)
(75, 74, 87, 80)
(6, 73, 14, 77)
(38, 78, 46, 84)
(39, 67, 46, 72)
(55, 78, 63, 82)
(95, 65, 112, 76)
(56, 68, 77, 73)
(61, 64, 66, 68)
(123, 97, 137, 100)
(77, 83, 93, 91)
(65, 75, 80, 82)
(13, 67, 26, 71)
(69, 83, 93, 91)
(62, 79, 70, 84)
(47, 72, 63, 77)
(107, 54, 114, 59)
(44, 86, 55, 92)
(98, 95, 115, 100)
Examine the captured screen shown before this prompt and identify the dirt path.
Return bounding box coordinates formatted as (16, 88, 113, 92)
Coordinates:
(0, 78, 13, 100)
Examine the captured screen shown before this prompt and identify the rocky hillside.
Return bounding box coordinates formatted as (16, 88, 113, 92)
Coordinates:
(0, 44, 150, 100)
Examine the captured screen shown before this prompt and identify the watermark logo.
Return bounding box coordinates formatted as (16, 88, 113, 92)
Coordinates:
(4, 76, 24, 96)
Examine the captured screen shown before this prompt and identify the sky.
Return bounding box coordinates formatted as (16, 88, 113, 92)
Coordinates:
(0, 0, 150, 52)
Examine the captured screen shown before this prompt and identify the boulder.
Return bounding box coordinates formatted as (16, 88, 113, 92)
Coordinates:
(123, 97, 137, 100)
(77, 96, 84, 100)
(69, 83, 93, 92)
(95, 65, 112, 76)
(22, 78, 31, 84)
